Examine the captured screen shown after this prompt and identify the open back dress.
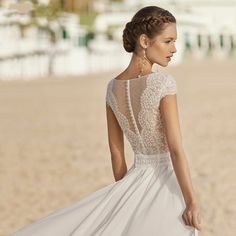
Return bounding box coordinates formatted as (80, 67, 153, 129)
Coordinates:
(10, 71, 198, 236)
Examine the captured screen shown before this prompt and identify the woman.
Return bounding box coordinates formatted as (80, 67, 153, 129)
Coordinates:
(10, 5, 202, 236)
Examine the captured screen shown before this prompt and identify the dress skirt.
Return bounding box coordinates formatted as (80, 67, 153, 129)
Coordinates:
(10, 152, 198, 236)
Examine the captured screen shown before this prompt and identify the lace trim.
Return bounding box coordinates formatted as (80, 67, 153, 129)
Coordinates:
(105, 81, 112, 107)
(138, 74, 162, 153)
(109, 81, 141, 152)
(105, 73, 177, 155)
(160, 74, 177, 99)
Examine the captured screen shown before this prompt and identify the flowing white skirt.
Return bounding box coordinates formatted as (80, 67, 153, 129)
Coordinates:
(10, 152, 198, 236)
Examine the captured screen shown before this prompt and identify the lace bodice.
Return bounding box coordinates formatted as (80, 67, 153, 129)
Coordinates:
(106, 71, 177, 155)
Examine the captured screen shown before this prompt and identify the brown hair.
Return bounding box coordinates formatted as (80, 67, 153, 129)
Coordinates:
(122, 6, 176, 53)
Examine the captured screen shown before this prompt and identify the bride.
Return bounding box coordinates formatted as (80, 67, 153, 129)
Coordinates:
(10, 5, 202, 236)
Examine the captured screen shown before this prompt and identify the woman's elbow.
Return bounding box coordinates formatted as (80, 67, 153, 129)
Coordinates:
(168, 143, 185, 160)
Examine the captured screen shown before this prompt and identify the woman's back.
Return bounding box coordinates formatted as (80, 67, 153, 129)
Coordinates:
(106, 71, 177, 155)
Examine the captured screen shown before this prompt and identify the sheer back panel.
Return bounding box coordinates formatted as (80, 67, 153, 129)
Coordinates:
(106, 72, 177, 155)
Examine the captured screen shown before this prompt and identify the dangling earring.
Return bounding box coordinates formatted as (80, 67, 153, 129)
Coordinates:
(138, 49, 146, 78)
(144, 48, 152, 65)
(138, 48, 152, 78)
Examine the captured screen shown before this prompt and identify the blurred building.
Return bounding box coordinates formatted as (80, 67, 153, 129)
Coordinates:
(0, 0, 235, 80)
(92, 0, 236, 65)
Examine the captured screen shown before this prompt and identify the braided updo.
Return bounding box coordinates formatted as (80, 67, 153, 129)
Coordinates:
(123, 6, 176, 53)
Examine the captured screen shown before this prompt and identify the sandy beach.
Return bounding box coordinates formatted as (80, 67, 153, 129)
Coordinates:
(0, 59, 235, 236)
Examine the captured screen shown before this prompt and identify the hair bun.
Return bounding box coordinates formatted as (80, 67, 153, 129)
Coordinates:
(122, 6, 176, 53)
(122, 22, 136, 53)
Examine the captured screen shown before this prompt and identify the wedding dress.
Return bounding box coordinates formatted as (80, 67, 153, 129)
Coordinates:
(10, 71, 198, 236)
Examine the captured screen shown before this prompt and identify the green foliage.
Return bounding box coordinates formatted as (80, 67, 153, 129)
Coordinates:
(33, 3, 63, 22)
(79, 12, 97, 31)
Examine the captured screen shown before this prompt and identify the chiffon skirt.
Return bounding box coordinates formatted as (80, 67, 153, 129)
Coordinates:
(10, 152, 198, 236)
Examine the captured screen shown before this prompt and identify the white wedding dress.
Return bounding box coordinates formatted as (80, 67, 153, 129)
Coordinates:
(10, 71, 198, 236)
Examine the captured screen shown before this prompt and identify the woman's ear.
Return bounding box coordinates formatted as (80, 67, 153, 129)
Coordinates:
(139, 34, 150, 49)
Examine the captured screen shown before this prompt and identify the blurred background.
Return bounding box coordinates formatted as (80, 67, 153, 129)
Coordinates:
(0, 1, 235, 236)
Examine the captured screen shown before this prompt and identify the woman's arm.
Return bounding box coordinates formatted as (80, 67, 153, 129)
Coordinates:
(160, 94, 202, 230)
(106, 103, 127, 181)
(160, 94, 197, 205)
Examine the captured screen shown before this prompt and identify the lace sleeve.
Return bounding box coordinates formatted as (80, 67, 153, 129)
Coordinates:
(160, 74, 177, 99)
(105, 81, 111, 107)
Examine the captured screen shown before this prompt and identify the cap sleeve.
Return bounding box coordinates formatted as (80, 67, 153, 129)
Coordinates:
(160, 74, 177, 99)
(105, 80, 112, 107)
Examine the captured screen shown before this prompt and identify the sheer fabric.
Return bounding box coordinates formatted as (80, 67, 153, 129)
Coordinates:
(106, 71, 177, 155)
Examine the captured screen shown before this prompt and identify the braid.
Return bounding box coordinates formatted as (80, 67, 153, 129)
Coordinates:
(122, 6, 176, 53)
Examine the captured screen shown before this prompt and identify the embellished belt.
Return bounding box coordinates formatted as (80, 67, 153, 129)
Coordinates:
(134, 152, 172, 168)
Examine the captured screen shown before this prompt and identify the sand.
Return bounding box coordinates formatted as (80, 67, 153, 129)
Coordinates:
(0, 58, 235, 236)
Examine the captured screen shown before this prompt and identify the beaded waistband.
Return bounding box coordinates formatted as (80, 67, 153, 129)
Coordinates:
(134, 152, 172, 168)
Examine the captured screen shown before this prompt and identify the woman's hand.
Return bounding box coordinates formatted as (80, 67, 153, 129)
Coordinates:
(182, 202, 202, 231)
